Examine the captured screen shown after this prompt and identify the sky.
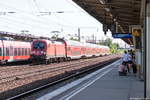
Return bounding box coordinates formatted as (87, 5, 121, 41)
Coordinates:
(0, 0, 128, 47)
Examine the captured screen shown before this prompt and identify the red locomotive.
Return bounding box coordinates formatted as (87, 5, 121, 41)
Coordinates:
(31, 39, 110, 64)
(0, 38, 31, 64)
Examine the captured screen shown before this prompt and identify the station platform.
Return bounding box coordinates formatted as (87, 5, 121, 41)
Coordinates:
(37, 60, 144, 100)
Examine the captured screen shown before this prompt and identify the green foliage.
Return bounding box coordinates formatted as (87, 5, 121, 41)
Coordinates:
(110, 43, 119, 54)
(98, 38, 112, 46)
(51, 35, 58, 39)
(117, 49, 125, 54)
(69, 37, 79, 41)
(98, 38, 119, 54)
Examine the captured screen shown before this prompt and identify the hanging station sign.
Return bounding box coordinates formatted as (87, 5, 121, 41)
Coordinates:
(112, 33, 132, 38)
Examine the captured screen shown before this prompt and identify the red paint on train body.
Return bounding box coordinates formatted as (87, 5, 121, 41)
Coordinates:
(31, 39, 110, 63)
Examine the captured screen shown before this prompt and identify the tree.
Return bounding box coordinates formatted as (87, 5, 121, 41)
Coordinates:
(69, 37, 79, 41)
(51, 34, 58, 39)
(98, 38, 112, 46)
(110, 43, 119, 53)
(98, 38, 119, 54)
(105, 38, 112, 47)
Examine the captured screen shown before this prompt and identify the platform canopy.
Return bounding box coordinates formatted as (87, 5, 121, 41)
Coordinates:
(73, 0, 142, 44)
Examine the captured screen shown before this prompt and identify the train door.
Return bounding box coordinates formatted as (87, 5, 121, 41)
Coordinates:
(1, 40, 9, 63)
(0, 40, 3, 61)
(3, 41, 6, 60)
(9, 42, 14, 61)
(3, 41, 11, 61)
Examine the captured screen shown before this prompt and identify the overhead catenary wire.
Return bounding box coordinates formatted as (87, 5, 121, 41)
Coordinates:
(32, 0, 78, 29)
(0, 14, 59, 32)
(0, 0, 102, 38)
(0, 2, 79, 29)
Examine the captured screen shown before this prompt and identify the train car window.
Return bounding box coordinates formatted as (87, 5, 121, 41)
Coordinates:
(27, 48, 28, 55)
(33, 41, 45, 50)
(18, 48, 20, 56)
(14, 48, 17, 56)
(6, 48, 9, 56)
(24, 48, 26, 55)
(0, 48, 1, 56)
(5, 48, 7, 56)
(28, 48, 31, 55)
(22, 48, 24, 55)
(20, 48, 22, 56)
(24, 48, 27, 55)
(27, 48, 29, 55)
(24, 48, 25, 55)
(26, 48, 27, 55)
(28, 48, 30, 55)
(3, 48, 5, 56)
(21, 48, 23, 56)
(26, 48, 29, 55)
(17, 48, 19, 56)
(9, 46, 13, 56)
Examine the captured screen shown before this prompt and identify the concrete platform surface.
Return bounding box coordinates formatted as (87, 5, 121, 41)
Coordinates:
(37, 60, 144, 100)
(69, 67, 144, 100)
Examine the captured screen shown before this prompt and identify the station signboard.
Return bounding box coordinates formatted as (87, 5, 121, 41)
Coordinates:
(112, 33, 132, 38)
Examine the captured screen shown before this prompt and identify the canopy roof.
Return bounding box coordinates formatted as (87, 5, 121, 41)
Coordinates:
(73, 0, 142, 44)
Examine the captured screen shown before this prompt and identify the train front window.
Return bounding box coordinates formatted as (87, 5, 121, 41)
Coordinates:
(33, 42, 46, 50)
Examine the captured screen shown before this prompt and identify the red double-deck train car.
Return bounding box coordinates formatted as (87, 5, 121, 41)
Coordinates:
(31, 39, 110, 64)
(0, 39, 31, 64)
(65, 40, 83, 59)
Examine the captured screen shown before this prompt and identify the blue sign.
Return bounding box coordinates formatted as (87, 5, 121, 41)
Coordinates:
(112, 33, 132, 38)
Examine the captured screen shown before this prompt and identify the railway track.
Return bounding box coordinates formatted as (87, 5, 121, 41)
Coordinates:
(0, 56, 101, 72)
(7, 57, 120, 100)
(0, 54, 121, 100)
(0, 56, 111, 84)
(0, 55, 109, 79)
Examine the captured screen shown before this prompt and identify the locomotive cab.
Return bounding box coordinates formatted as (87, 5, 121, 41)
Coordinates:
(31, 40, 47, 61)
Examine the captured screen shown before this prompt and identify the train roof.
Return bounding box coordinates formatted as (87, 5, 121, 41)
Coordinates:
(1, 40, 30, 47)
(33, 39, 53, 44)
(32, 39, 109, 49)
(64, 39, 109, 49)
(84, 43, 109, 49)
(64, 40, 83, 46)
(33, 39, 65, 45)
(0, 37, 14, 40)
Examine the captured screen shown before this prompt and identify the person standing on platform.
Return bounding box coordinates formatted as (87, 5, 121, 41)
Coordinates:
(122, 51, 128, 68)
(127, 50, 133, 73)
(129, 50, 137, 74)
